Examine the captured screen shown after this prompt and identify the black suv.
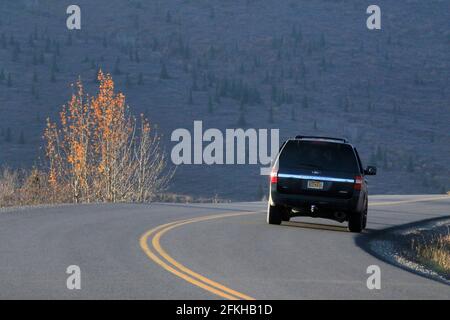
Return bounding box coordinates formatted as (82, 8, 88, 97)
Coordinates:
(267, 136, 376, 232)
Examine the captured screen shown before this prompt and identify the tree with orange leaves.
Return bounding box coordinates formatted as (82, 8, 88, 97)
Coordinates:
(44, 79, 91, 203)
(44, 71, 172, 203)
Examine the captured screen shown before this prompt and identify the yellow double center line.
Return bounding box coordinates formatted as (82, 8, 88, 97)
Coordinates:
(139, 211, 257, 300)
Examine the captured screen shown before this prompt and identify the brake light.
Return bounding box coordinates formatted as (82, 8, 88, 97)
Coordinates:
(354, 175, 363, 190)
(270, 170, 278, 184)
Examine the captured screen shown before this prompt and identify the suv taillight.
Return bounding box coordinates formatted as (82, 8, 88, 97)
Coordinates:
(270, 170, 278, 184)
(354, 175, 363, 190)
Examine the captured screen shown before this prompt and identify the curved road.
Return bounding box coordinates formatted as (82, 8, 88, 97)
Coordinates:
(0, 195, 449, 299)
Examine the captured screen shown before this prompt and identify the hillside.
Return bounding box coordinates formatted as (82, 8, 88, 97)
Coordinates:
(0, 0, 449, 200)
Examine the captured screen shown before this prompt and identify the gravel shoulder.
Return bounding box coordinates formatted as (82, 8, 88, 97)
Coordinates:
(361, 217, 450, 286)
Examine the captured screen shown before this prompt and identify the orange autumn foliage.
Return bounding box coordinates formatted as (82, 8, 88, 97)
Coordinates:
(44, 71, 172, 203)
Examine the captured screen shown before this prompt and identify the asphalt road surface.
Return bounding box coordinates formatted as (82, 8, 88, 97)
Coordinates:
(0, 195, 449, 299)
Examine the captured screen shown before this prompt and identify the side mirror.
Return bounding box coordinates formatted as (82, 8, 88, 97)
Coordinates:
(364, 166, 377, 176)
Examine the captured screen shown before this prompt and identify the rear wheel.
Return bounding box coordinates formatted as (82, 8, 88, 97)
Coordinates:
(348, 211, 363, 233)
(267, 203, 282, 225)
(362, 203, 368, 229)
(282, 208, 291, 222)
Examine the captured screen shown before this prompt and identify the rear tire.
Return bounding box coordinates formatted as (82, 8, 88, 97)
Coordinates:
(362, 203, 368, 229)
(348, 211, 363, 233)
(267, 203, 282, 225)
(282, 208, 291, 222)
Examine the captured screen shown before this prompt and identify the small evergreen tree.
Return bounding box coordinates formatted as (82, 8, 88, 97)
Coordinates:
(39, 52, 45, 64)
(4, 127, 12, 142)
(376, 145, 383, 161)
(12, 43, 20, 62)
(66, 33, 72, 46)
(135, 50, 140, 63)
(208, 95, 213, 113)
(18, 130, 25, 144)
(45, 37, 51, 52)
(238, 111, 246, 127)
(32, 52, 38, 65)
(344, 96, 350, 112)
(152, 37, 158, 51)
(407, 156, 414, 172)
(302, 95, 308, 108)
(320, 33, 326, 48)
(28, 34, 34, 47)
(383, 152, 388, 170)
(214, 88, 221, 104)
(0, 33, 6, 49)
(188, 89, 193, 105)
(268, 106, 274, 123)
(52, 54, 59, 73)
(55, 41, 61, 56)
(125, 73, 132, 87)
(7, 72, 12, 87)
(114, 57, 121, 75)
(128, 48, 134, 62)
(160, 63, 169, 79)
(239, 63, 245, 74)
(370, 150, 377, 165)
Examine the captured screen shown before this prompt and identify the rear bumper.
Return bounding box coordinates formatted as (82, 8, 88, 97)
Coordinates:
(270, 187, 364, 216)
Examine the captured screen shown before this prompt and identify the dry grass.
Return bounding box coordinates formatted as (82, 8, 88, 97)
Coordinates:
(411, 229, 450, 277)
(0, 167, 219, 208)
(0, 167, 70, 208)
(0, 168, 20, 207)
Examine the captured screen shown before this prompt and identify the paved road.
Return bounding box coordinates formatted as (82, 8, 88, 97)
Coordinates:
(0, 195, 449, 299)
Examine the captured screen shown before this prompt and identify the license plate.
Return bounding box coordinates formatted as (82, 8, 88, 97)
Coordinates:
(307, 180, 324, 190)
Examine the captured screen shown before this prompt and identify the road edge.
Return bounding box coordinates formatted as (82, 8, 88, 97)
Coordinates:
(355, 216, 450, 287)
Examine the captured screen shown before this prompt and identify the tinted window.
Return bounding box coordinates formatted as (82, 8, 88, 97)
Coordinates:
(279, 140, 359, 173)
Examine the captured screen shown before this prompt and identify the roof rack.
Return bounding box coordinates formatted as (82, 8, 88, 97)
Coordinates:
(294, 135, 348, 143)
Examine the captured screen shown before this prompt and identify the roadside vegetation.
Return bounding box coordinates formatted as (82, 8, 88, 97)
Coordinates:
(0, 72, 173, 208)
(0, 167, 54, 207)
(410, 229, 450, 279)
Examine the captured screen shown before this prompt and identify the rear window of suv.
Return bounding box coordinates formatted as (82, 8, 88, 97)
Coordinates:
(279, 140, 360, 173)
